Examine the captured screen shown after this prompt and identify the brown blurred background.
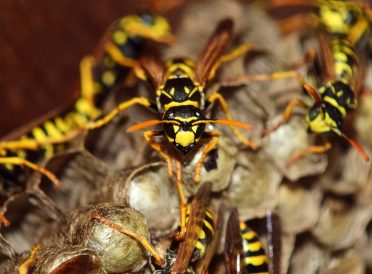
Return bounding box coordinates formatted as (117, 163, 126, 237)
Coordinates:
(0, 0, 184, 137)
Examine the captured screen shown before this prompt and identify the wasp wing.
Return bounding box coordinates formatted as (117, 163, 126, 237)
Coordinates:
(224, 208, 243, 274)
(195, 19, 234, 86)
(171, 182, 212, 273)
(139, 49, 166, 90)
(316, 30, 336, 83)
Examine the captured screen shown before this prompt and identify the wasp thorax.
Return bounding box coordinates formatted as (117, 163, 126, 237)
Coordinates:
(163, 106, 206, 154)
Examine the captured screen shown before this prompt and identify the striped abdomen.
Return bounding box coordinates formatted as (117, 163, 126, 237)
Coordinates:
(186, 206, 215, 262)
(332, 38, 358, 85)
(240, 221, 269, 273)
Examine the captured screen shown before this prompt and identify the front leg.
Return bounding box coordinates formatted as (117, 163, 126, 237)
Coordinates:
(193, 131, 220, 184)
(143, 130, 188, 240)
(143, 130, 174, 179)
(286, 141, 332, 168)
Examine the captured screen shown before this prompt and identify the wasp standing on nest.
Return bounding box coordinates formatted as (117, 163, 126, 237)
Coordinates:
(228, 0, 370, 166)
(0, 8, 175, 225)
(79, 18, 256, 237)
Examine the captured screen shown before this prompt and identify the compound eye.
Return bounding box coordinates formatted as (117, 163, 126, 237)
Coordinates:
(308, 106, 320, 121)
(138, 12, 155, 26)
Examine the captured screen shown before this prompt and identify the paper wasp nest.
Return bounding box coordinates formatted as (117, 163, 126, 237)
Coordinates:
(1, 0, 372, 273)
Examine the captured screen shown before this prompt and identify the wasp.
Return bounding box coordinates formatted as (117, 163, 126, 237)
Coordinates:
(226, 0, 370, 165)
(267, 0, 371, 47)
(80, 18, 255, 236)
(225, 208, 271, 274)
(91, 182, 220, 274)
(0, 11, 175, 225)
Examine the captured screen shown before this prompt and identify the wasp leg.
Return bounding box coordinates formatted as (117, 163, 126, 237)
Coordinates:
(18, 243, 41, 274)
(0, 124, 88, 152)
(208, 43, 255, 80)
(82, 97, 153, 130)
(0, 214, 9, 226)
(105, 42, 147, 81)
(207, 92, 257, 149)
(277, 13, 318, 35)
(220, 47, 317, 87)
(286, 141, 332, 168)
(193, 131, 220, 184)
(221, 69, 302, 87)
(91, 212, 164, 266)
(142, 130, 188, 240)
(0, 157, 61, 189)
(143, 130, 174, 178)
(175, 160, 188, 241)
(262, 98, 308, 137)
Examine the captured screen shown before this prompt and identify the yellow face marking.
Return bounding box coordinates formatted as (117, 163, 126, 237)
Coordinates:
(192, 125, 198, 133)
(175, 131, 195, 147)
(175, 116, 197, 123)
(166, 136, 174, 143)
(306, 111, 338, 133)
(102, 70, 116, 86)
(173, 125, 180, 133)
(170, 87, 175, 96)
(113, 30, 127, 45)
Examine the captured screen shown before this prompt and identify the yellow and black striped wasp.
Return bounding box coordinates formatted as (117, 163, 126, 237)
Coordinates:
(226, 0, 371, 165)
(81, 18, 255, 236)
(225, 208, 273, 274)
(91, 182, 220, 274)
(0, 9, 176, 225)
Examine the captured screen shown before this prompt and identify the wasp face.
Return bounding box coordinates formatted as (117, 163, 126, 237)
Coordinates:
(163, 106, 206, 154)
(306, 103, 343, 134)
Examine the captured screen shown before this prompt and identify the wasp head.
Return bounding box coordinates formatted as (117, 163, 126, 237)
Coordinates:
(120, 12, 175, 44)
(306, 102, 343, 134)
(163, 106, 206, 154)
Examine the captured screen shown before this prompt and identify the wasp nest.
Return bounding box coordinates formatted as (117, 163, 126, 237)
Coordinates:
(1, 0, 372, 273)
